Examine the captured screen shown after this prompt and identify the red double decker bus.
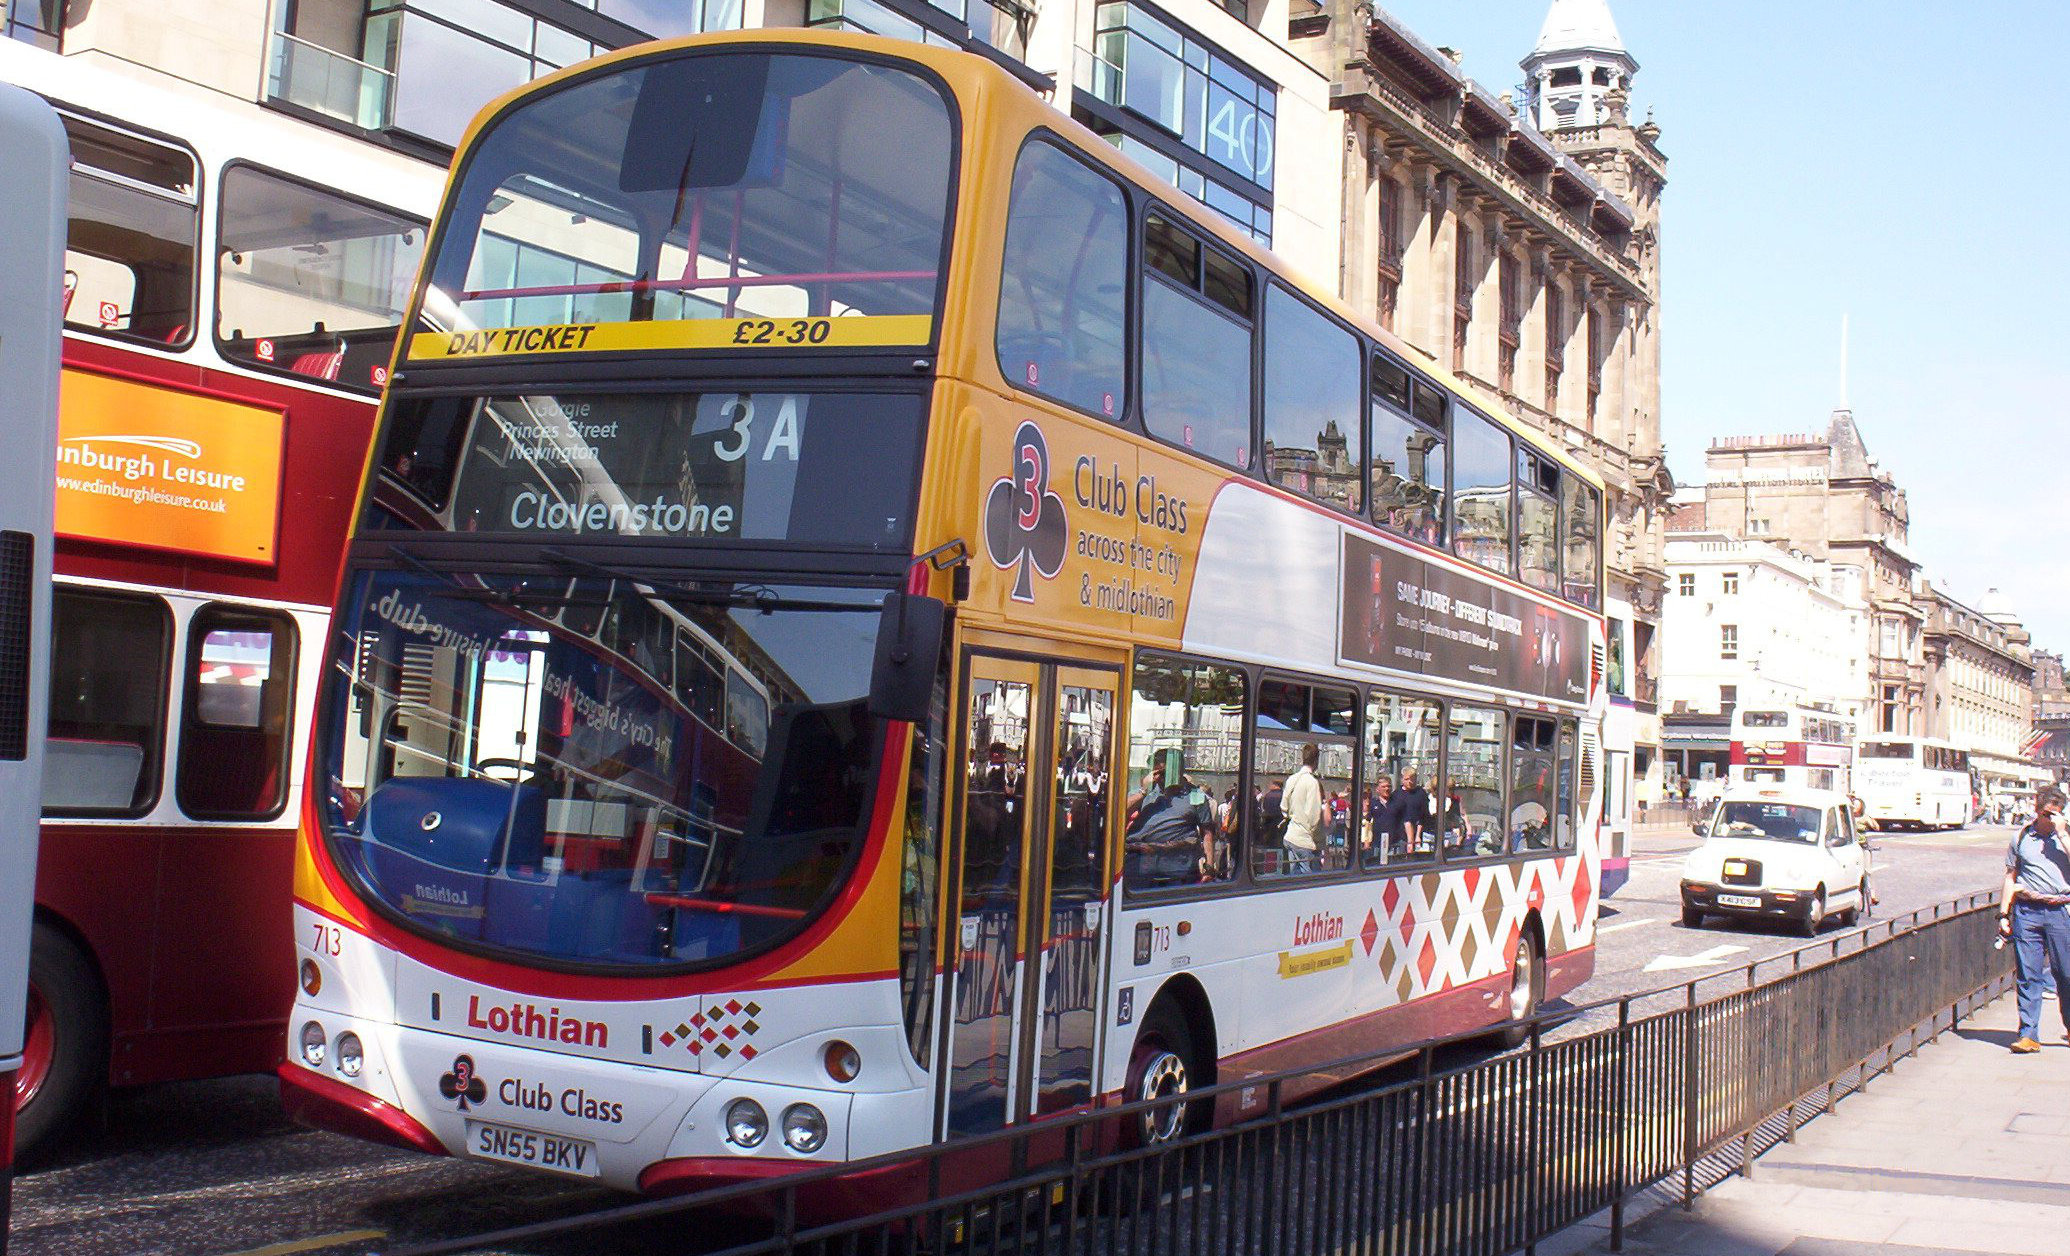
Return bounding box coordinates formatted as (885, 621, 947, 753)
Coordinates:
(3, 40, 442, 1157)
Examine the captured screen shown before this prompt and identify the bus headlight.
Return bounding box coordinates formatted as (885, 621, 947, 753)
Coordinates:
(336, 1032, 364, 1078)
(299, 1021, 327, 1068)
(724, 1098, 768, 1148)
(781, 1104, 827, 1153)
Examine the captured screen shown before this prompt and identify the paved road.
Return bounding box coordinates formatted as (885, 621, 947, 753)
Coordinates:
(6, 825, 2011, 1256)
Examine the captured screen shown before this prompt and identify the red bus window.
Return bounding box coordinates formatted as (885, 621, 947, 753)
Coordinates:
(43, 589, 172, 817)
(58, 113, 198, 348)
(176, 609, 297, 821)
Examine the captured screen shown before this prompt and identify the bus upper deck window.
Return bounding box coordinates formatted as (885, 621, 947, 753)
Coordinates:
(59, 114, 198, 347)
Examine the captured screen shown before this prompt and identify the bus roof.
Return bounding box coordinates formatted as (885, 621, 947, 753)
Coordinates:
(439, 28, 1607, 494)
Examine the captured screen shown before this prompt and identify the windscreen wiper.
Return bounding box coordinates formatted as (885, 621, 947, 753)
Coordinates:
(536, 548, 882, 614)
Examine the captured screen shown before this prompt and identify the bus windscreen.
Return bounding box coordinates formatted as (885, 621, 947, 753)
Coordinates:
(320, 568, 891, 970)
(409, 49, 954, 357)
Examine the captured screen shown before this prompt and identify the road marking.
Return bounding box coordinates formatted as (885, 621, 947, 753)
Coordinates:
(218, 1231, 386, 1256)
(1597, 916, 1662, 934)
(1642, 943, 1750, 972)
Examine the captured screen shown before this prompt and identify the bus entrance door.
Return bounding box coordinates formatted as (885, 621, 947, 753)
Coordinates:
(938, 653, 1116, 1142)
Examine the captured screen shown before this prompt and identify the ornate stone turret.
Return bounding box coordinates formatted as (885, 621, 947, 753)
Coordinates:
(1519, 0, 1637, 132)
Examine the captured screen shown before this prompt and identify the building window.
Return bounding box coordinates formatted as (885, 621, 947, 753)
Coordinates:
(1720, 624, 1739, 661)
(1544, 282, 1564, 412)
(1586, 301, 1604, 425)
(1497, 252, 1522, 392)
(1748, 518, 1772, 536)
(1720, 684, 1737, 713)
(4, 0, 65, 49)
(1677, 573, 1695, 597)
(1452, 223, 1473, 372)
(1378, 174, 1403, 263)
(1082, 2, 1275, 242)
(1722, 571, 1740, 595)
(1880, 684, 1899, 734)
(809, 0, 1029, 63)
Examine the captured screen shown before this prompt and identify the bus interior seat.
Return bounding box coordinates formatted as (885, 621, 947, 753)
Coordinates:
(356, 777, 546, 936)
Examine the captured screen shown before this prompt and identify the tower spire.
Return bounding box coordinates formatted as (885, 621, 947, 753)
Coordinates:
(1520, 0, 1638, 132)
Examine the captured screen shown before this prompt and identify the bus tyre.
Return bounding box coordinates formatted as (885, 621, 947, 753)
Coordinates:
(1799, 890, 1826, 937)
(16, 924, 107, 1162)
(1494, 930, 1544, 1049)
(1124, 1001, 1196, 1148)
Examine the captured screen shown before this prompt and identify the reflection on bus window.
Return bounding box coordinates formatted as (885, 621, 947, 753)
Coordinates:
(1369, 357, 1446, 546)
(44, 589, 171, 816)
(996, 142, 1127, 419)
(1363, 691, 1440, 866)
(1125, 653, 1244, 891)
(177, 611, 297, 820)
(1452, 411, 1513, 575)
(1561, 475, 1600, 608)
(1262, 286, 1361, 513)
(215, 165, 425, 392)
(1508, 714, 1556, 852)
(322, 570, 888, 969)
(1445, 705, 1505, 858)
(59, 113, 197, 347)
(1250, 679, 1356, 879)
(424, 51, 953, 334)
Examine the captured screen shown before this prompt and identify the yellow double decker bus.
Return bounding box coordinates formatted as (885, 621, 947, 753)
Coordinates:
(282, 29, 1608, 1196)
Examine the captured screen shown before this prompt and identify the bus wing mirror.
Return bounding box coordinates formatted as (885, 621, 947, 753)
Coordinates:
(869, 591, 946, 724)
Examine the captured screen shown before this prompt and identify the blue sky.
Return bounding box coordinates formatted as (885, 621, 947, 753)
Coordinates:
(1375, 0, 2070, 652)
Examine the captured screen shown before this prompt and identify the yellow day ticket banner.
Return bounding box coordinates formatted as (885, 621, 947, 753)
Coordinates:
(408, 315, 934, 361)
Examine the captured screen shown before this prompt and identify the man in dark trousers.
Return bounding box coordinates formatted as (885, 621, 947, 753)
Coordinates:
(2000, 786, 2070, 1053)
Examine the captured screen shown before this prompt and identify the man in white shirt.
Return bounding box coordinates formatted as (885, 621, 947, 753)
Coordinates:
(1282, 742, 1325, 874)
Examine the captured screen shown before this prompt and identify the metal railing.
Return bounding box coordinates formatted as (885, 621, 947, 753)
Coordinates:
(389, 892, 2011, 1256)
(265, 30, 394, 131)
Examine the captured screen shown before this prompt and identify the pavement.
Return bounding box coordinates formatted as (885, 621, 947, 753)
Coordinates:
(1550, 987, 2070, 1256)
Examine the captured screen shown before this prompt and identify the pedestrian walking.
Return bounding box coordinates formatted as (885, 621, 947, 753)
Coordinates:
(1998, 786, 2070, 1053)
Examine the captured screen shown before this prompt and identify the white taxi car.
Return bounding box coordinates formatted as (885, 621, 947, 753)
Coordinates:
(1679, 787, 1869, 935)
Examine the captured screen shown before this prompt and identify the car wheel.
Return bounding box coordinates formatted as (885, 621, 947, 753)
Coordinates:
(1124, 1000, 1197, 1147)
(1680, 903, 1705, 928)
(1799, 889, 1825, 937)
(16, 923, 108, 1162)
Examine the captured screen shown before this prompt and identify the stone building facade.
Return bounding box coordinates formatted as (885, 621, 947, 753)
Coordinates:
(1299, 0, 1672, 829)
(1921, 586, 2037, 802)
(1699, 409, 1926, 737)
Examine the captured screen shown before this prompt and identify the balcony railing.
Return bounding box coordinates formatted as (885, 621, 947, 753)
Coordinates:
(266, 30, 394, 131)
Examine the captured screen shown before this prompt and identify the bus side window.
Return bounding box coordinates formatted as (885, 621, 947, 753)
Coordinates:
(177, 609, 298, 821)
(1451, 410, 1514, 576)
(1140, 214, 1254, 470)
(43, 589, 173, 816)
(58, 113, 198, 347)
(1261, 285, 1362, 514)
(995, 141, 1128, 420)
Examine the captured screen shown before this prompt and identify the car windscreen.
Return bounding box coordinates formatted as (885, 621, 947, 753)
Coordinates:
(1709, 802, 1823, 844)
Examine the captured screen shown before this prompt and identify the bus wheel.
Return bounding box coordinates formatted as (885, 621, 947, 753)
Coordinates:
(16, 923, 108, 1161)
(1125, 1002, 1196, 1148)
(1494, 930, 1544, 1049)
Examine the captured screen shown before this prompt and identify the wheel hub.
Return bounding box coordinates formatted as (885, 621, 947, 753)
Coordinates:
(1136, 1049, 1189, 1143)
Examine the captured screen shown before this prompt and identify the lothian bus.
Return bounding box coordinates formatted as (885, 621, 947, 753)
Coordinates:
(1730, 705, 1854, 794)
(280, 30, 1608, 1193)
(1855, 735, 1971, 831)
(0, 40, 442, 1157)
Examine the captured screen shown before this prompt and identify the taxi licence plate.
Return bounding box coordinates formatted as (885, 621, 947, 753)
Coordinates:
(1717, 893, 1761, 908)
(466, 1119, 599, 1177)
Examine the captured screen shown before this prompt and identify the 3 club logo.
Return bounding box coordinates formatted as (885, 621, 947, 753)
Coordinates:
(983, 420, 1067, 603)
(439, 1054, 487, 1110)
